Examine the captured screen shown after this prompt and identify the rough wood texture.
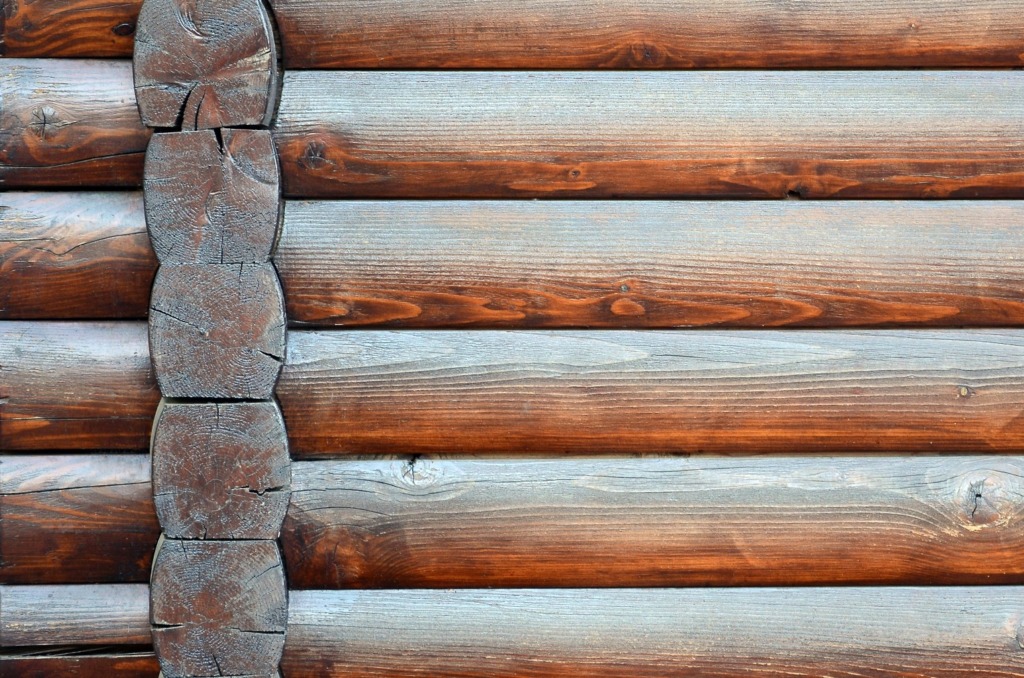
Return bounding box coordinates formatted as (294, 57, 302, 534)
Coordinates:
(285, 587, 1024, 677)
(0, 192, 155, 319)
(280, 329, 1024, 456)
(0, 455, 158, 584)
(0, 0, 141, 57)
(133, 0, 277, 129)
(278, 200, 1024, 329)
(273, 71, 1024, 199)
(270, 0, 1024, 69)
(0, 584, 151, 646)
(0, 322, 158, 451)
(149, 264, 285, 399)
(151, 539, 286, 677)
(0, 653, 160, 678)
(153, 401, 290, 539)
(0, 60, 150, 188)
(145, 130, 280, 265)
(283, 456, 1024, 589)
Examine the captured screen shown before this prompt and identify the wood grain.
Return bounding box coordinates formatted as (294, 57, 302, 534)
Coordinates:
(0, 192, 155, 319)
(280, 329, 1024, 456)
(0, 653, 159, 678)
(0, 60, 150, 188)
(0, 322, 158, 451)
(284, 587, 1024, 677)
(278, 200, 1024, 329)
(1, 0, 140, 57)
(283, 456, 1024, 589)
(270, 0, 1024, 69)
(273, 71, 1024, 200)
(0, 455, 158, 584)
(0, 584, 150, 646)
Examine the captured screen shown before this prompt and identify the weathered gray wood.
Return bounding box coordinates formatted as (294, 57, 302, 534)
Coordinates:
(151, 539, 287, 678)
(133, 0, 277, 129)
(0, 584, 151, 646)
(149, 263, 285, 399)
(152, 400, 290, 539)
(145, 130, 280, 265)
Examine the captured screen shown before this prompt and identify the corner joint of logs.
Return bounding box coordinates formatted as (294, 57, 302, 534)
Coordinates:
(135, 0, 287, 675)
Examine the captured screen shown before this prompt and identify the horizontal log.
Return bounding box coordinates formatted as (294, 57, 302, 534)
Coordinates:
(0, 192, 155, 319)
(0, 455, 158, 584)
(272, 71, 1024, 199)
(0, 584, 150, 646)
(270, 0, 1024, 69)
(0, 653, 159, 678)
(283, 587, 1024, 677)
(280, 329, 1024, 455)
(283, 456, 1024, 588)
(0, 60, 150, 188)
(278, 201, 1024, 328)
(0, 0, 140, 57)
(0, 322, 158, 450)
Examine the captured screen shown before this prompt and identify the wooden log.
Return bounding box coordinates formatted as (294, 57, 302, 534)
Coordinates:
(145, 130, 280, 265)
(269, 0, 1024, 69)
(149, 264, 286, 399)
(151, 539, 287, 677)
(0, 455, 158, 584)
(133, 0, 277, 129)
(273, 71, 1024, 199)
(277, 200, 1024, 329)
(0, 60, 150, 188)
(283, 456, 1024, 589)
(1, 0, 140, 57)
(152, 401, 290, 540)
(0, 584, 150, 646)
(0, 192, 155, 319)
(279, 329, 1024, 456)
(0, 653, 160, 678)
(284, 587, 1024, 677)
(0, 322, 158, 451)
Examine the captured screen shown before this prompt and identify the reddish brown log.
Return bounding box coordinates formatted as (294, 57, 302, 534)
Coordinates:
(0, 60, 150, 188)
(0, 455, 158, 584)
(151, 539, 287, 678)
(149, 264, 285, 399)
(1, 0, 141, 57)
(0, 322, 158, 451)
(0, 192, 155, 319)
(273, 71, 1024, 199)
(0, 584, 151, 646)
(270, 0, 1024, 69)
(144, 130, 280, 265)
(133, 0, 277, 129)
(0, 653, 160, 678)
(152, 400, 290, 540)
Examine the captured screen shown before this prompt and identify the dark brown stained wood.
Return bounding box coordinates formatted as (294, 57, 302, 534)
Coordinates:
(0, 192, 156, 319)
(284, 587, 1024, 677)
(0, 653, 160, 678)
(149, 264, 285, 399)
(283, 456, 1024, 589)
(0, 322, 158, 451)
(151, 539, 286, 677)
(270, 0, 1024, 69)
(0, 60, 150, 188)
(152, 401, 290, 539)
(0, 455, 158, 584)
(0, 0, 140, 57)
(0, 584, 150, 646)
(273, 71, 1024, 200)
(133, 0, 277, 129)
(145, 130, 280, 265)
(278, 201, 1024, 329)
(280, 329, 1024, 456)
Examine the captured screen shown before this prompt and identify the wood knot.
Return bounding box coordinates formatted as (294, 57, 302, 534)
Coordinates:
(299, 141, 332, 171)
(956, 385, 975, 399)
(29, 106, 63, 140)
(957, 474, 1008, 528)
(113, 21, 136, 36)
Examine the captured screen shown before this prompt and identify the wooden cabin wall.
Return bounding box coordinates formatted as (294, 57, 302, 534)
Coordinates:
(3, 1, 1024, 676)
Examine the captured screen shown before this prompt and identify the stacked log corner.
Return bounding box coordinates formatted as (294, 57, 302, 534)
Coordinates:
(133, 0, 289, 675)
